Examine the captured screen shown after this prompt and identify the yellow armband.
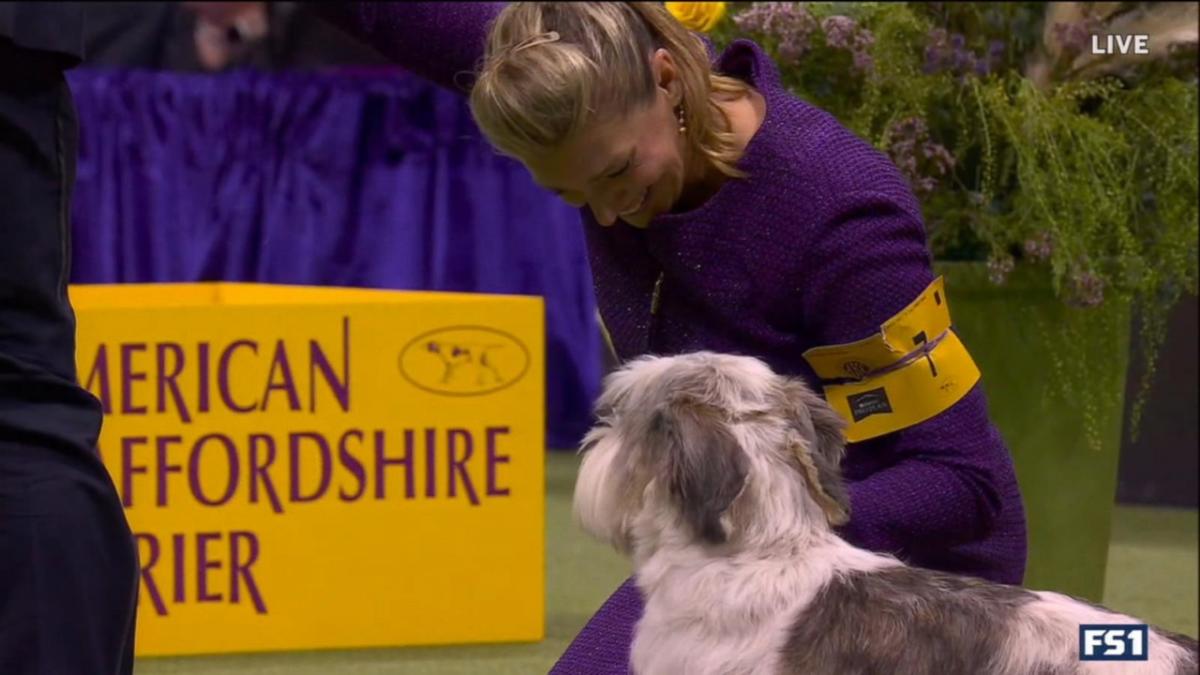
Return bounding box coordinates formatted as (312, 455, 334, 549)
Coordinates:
(801, 277, 980, 443)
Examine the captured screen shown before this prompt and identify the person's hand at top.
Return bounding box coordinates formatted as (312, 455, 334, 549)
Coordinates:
(183, 1, 269, 71)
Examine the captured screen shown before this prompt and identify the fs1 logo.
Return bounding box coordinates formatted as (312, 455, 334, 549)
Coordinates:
(1080, 624, 1149, 661)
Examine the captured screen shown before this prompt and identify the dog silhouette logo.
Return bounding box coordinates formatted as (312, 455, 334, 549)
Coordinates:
(842, 360, 871, 380)
(399, 326, 531, 396)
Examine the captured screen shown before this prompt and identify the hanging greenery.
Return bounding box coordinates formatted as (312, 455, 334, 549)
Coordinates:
(694, 2, 1198, 443)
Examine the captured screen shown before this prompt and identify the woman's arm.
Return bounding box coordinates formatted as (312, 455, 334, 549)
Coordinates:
(305, 2, 505, 93)
(835, 391, 1009, 554)
(800, 190, 1010, 555)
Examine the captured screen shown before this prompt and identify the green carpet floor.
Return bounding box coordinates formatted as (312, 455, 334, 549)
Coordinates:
(136, 452, 1197, 674)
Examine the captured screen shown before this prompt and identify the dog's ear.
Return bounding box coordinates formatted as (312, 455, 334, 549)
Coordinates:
(778, 379, 851, 526)
(651, 399, 749, 545)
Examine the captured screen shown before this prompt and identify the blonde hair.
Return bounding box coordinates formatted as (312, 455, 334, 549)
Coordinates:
(468, 2, 750, 180)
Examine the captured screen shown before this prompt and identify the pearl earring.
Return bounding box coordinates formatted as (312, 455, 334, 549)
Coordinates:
(676, 104, 686, 135)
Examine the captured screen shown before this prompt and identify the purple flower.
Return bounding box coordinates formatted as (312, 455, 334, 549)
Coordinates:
(778, 33, 811, 62)
(988, 39, 1005, 64)
(897, 116, 928, 136)
(923, 28, 950, 74)
(1067, 269, 1105, 308)
(987, 255, 1015, 285)
(734, 3, 819, 63)
(852, 50, 875, 73)
(816, 14, 875, 73)
(738, 5, 876, 74)
(821, 15, 856, 49)
(1023, 231, 1054, 262)
(924, 28, 996, 79)
(886, 115, 955, 197)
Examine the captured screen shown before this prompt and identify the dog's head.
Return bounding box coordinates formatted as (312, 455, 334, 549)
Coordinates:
(572, 352, 850, 556)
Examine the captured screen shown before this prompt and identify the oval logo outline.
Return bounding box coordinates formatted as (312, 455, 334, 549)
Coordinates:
(398, 325, 532, 397)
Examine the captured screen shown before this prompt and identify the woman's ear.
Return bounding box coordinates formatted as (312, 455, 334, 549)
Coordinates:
(651, 48, 681, 103)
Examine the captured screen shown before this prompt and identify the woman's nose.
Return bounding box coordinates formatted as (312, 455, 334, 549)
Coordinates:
(591, 186, 637, 226)
(591, 203, 619, 227)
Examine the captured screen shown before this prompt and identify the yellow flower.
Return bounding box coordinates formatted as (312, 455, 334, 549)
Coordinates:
(665, 2, 727, 33)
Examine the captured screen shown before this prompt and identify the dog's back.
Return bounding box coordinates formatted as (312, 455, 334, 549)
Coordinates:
(778, 564, 1198, 675)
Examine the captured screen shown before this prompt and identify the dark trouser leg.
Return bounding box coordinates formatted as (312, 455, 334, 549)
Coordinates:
(0, 38, 139, 675)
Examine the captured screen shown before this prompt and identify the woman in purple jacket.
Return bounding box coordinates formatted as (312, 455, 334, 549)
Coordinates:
(314, 3, 1028, 673)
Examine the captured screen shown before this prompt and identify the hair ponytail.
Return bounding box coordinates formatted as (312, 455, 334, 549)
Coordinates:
(470, 2, 750, 179)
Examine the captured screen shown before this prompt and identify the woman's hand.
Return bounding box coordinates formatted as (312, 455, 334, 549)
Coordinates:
(183, 1, 269, 71)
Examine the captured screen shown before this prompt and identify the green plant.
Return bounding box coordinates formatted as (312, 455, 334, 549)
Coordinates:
(710, 2, 1198, 445)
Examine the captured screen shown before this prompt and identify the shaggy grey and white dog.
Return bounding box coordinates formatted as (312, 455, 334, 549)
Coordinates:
(573, 351, 1198, 675)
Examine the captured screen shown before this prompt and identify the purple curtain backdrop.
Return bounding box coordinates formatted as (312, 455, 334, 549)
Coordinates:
(65, 67, 601, 450)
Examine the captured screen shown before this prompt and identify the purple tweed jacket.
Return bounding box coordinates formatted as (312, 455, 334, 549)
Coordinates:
(316, 3, 1028, 673)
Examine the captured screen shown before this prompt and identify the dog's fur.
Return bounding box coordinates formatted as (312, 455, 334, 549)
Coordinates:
(573, 352, 1199, 675)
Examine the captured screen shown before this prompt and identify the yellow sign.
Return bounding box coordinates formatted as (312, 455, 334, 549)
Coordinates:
(802, 277, 981, 443)
(70, 283, 546, 656)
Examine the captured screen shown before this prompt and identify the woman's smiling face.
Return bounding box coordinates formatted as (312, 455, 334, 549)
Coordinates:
(521, 50, 690, 229)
